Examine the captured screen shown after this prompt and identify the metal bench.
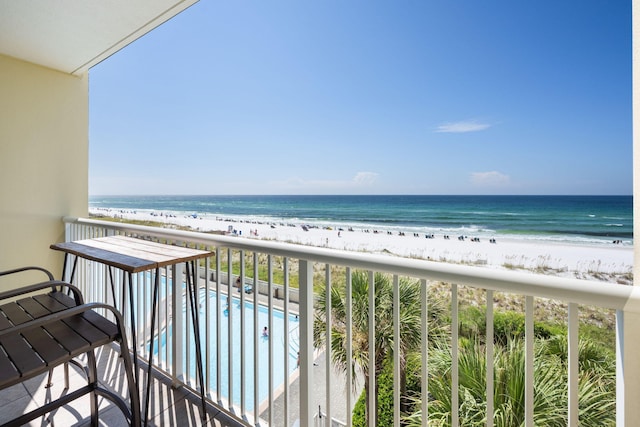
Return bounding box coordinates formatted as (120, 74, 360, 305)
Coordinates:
(0, 267, 140, 426)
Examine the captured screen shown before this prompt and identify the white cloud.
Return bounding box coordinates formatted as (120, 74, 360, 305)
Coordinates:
(470, 171, 511, 187)
(436, 120, 491, 133)
(352, 171, 379, 185)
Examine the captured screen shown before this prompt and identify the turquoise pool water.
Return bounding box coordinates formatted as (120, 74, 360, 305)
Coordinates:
(152, 286, 300, 413)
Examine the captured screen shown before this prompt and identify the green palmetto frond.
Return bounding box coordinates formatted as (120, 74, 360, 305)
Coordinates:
(313, 270, 447, 424)
(405, 335, 615, 427)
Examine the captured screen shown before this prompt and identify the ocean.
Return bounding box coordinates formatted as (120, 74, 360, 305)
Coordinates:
(89, 195, 633, 246)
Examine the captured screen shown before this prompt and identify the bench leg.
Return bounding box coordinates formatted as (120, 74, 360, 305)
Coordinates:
(46, 368, 54, 388)
(86, 350, 99, 427)
(45, 362, 70, 389)
(120, 341, 142, 426)
(65, 362, 69, 389)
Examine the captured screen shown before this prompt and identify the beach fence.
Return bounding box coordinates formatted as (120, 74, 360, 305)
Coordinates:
(210, 270, 301, 304)
(62, 216, 640, 427)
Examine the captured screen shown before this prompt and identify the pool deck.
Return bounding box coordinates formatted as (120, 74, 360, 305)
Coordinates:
(260, 349, 363, 427)
(225, 278, 363, 426)
(232, 281, 363, 427)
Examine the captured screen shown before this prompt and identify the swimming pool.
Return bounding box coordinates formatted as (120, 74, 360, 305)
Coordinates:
(151, 286, 300, 413)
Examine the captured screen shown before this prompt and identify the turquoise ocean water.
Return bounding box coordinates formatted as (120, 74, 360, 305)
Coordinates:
(90, 195, 633, 245)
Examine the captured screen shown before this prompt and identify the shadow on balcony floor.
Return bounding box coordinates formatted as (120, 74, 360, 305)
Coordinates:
(0, 344, 244, 427)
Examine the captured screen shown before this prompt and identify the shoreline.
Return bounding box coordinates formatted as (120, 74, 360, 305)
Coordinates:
(90, 208, 633, 282)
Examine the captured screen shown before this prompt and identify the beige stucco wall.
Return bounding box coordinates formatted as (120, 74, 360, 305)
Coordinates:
(0, 54, 88, 282)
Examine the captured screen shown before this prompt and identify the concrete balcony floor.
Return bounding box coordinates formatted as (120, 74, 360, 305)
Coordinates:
(0, 345, 243, 427)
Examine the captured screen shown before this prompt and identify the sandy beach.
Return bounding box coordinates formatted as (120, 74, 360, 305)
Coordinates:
(91, 208, 633, 281)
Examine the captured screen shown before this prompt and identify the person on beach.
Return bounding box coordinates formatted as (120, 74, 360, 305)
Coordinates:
(262, 326, 269, 337)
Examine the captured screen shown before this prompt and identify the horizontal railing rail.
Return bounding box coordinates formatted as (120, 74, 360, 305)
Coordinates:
(62, 216, 639, 426)
(62, 217, 640, 310)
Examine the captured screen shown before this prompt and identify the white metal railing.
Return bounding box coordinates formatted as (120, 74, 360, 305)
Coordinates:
(61, 216, 640, 426)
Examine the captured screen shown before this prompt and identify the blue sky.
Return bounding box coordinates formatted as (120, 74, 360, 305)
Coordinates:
(89, 1, 632, 196)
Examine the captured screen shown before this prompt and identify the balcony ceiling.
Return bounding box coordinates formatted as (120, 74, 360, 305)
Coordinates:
(0, 0, 199, 75)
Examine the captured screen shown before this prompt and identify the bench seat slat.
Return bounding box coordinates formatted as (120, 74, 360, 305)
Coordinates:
(1, 302, 33, 325)
(0, 349, 20, 386)
(18, 297, 52, 319)
(43, 321, 92, 355)
(0, 333, 45, 377)
(21, 327, 69, 366)
(0, 313, 12, 331)
(18, 295, 91, 364)
(81, 311, 119, 339)
(1, 299, 72, 370)
(34, 293, 74, 312)
(62, 314, 114, 348)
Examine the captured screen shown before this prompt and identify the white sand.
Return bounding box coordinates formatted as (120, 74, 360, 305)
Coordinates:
(91, 208, 633, 278)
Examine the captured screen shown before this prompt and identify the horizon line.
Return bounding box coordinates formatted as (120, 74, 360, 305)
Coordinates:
(89, 193, 633, 197)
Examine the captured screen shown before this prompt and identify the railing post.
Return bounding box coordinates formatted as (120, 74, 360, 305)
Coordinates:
(392, 275, 400, 427)
(299, 259, 314, 427)
(64, 221, 72, 242)
(524, 296, 534, 427)
(568, 303, 578, 426)
(325, 266, 333, 427)
(618, 310, 640, 426)
(451, 283, 458, 427)
(486, 290, 494, 427)
(172, 263, 185, 386)
(420, 279, 428, 427)
(368, 271, 376, 427)
(346, 268, 353, 427)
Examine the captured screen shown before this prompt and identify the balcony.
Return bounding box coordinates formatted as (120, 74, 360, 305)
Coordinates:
(0, 345, 240, 426)
(2, 216, 632, 426)
(1, 1, 637, 426)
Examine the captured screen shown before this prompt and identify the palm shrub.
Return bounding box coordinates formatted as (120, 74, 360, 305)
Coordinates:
(352, 352, 428, 426)
(460, 307, 565, 346)
(404, 335, 615, 426)
(351, 356, 395, 427)
(544, 334, 615, 375)
(313, 271, 447, 426)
